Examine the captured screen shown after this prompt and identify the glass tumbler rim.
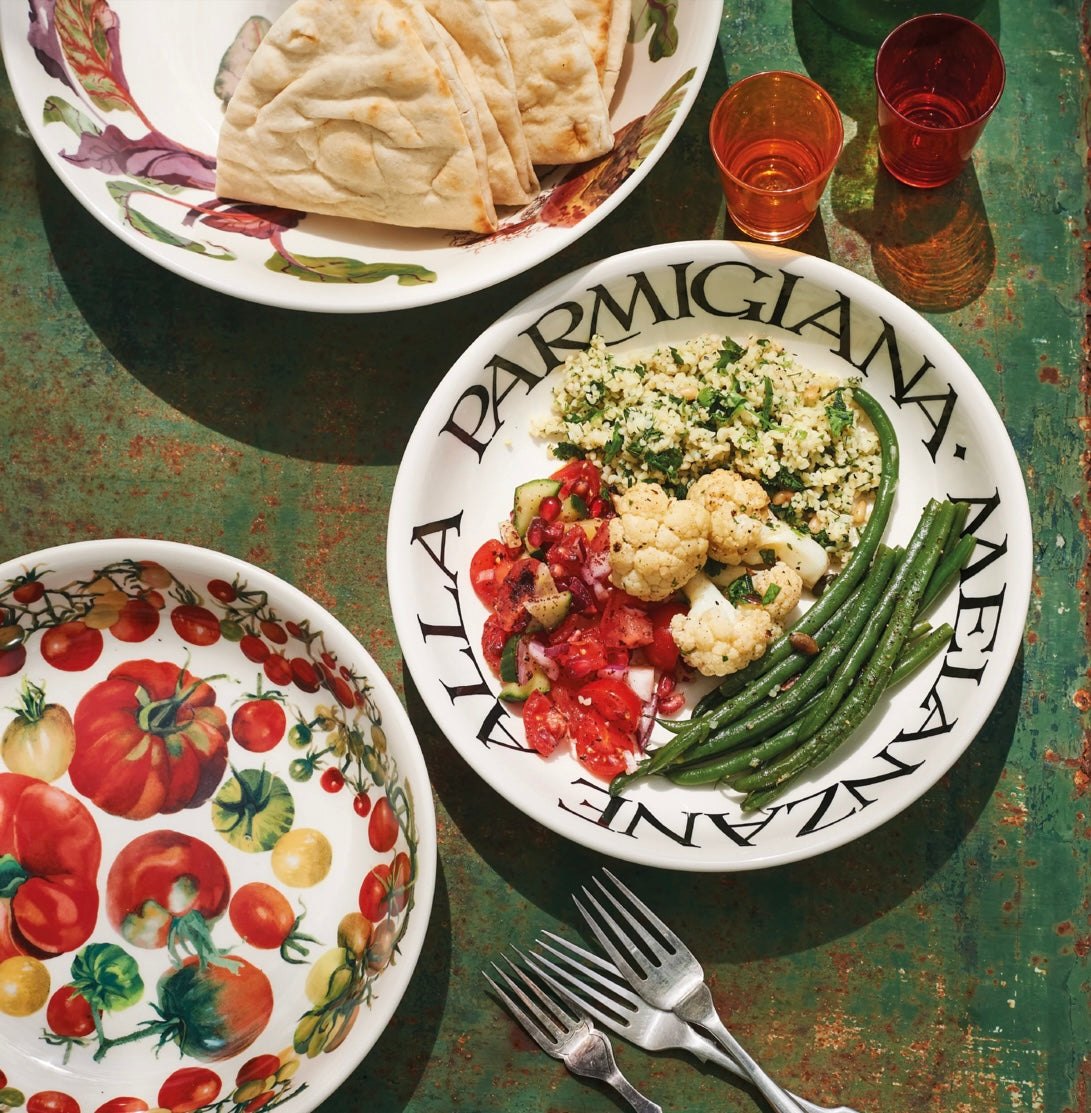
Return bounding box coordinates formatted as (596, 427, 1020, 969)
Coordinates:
(708, 70, 844, 197)
(874, 12, 1006, 131)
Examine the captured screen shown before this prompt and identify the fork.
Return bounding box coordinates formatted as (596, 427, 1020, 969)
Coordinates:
(575, 869, 809, 1113)
(529, 933, 860, 1113)
(484, 955, 663, 1113)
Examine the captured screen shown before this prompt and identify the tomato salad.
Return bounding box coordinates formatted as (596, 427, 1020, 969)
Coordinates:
(470, 460, 688, 780)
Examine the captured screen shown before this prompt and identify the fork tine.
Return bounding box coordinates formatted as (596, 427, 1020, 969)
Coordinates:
(597, 868, 686, 956)
(483, 967, 557, 1053)
(527, 944, 635, 1031)
(573, 886, 651, 987)
(485, 958, 573, 1050)
(537, 931, 643, 1006)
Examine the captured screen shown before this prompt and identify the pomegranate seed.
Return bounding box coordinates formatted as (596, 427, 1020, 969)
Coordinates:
(658, 691, 686, 715)
(526, 520, 546, 549)
(538, 495, 562, 521)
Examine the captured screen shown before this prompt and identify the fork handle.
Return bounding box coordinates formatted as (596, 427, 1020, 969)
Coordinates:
(688, 1035, 860, 1113)
(606, 1072, 664, 1113)
(675, 983, 807, 1113)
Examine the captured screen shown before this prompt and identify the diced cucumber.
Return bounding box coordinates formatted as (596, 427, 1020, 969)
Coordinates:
(498, 670, 551, 702)
(512, 477, 562, 536)
(560, 492, 588, 521)
(499, 633, 522, 683)
(524, 590, 572, 632)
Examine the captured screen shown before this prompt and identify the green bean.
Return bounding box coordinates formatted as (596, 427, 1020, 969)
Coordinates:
(890, 622, 954, 686)
(918, 532, 976, 614)
(679, 547, 901, 767)
(734, 500, 955, 805)
(613, 549, 898, 793)
(617, 387, 901, 784)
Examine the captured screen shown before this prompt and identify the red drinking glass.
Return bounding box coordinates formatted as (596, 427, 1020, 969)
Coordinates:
(709, 71, 844, 242)
(875, 13, 1005, 188)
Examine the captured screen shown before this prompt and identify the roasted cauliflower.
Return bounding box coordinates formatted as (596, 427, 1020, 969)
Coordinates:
(687, 468, 829, 587)
(668, 571, 786, 677)
(607, 483, 710, 602)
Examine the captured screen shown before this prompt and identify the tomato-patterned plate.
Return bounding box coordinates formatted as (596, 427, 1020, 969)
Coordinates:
(0, 0, 722, 312)
(0, 539, 435, 1113)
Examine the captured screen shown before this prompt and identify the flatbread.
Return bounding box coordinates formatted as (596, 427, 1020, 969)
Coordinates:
(421, 0, 538, 203)
(215, 0, 498, 233)
(486, 0, 613, 165)
(566, 0, 630, 106)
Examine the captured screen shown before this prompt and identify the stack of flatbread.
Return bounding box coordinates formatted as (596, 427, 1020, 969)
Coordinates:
(215, 0, 631, 234)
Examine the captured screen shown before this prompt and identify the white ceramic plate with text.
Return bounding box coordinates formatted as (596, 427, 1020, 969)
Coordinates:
(388, 241, 1032, 871)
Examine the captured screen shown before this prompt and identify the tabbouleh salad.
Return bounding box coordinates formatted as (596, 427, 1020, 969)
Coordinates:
(530, 334, 882, 556)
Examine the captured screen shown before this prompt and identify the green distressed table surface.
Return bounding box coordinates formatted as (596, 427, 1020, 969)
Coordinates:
(1, 1, 1087, 1109)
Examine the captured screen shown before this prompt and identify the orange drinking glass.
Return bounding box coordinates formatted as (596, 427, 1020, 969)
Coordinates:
(709, 71, 843, 243)
(875, 14, 1005, 188)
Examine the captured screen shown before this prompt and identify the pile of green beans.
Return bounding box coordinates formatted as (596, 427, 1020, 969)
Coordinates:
(609, 388, 975, 810)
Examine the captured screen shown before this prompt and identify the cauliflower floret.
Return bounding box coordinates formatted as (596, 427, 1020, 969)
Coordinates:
(608, 483, 710, 602)
(749, 563, 803, 625)
(688, 468, 830, 588)
(687, 470, 769, 564)
(669, 571, 782, 677)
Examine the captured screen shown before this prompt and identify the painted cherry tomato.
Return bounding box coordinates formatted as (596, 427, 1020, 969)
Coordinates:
(229, 882, 296, 950)
(235, 1054, 281, 1087)
(46, 984, 98, 1037)
(26, 1091, 79, 1113)
(367, 796, 399, 852)
(138, 561, 173, 589)
(320, 767, 344, 793)
(170, 604, 221, 647)
(259, 620, 287, 645)
(358, 852, 411, 922)
(207, 579, 237, 604)
(271, 828, 332, 888)
(263, 655, 292, 687)
(11, 578, 45, 605)
(290, 658, 321, 693)
(0, 643, 26, 678)
(231, 697, 286, 753)
(40, 621, 102, 672)
(0, 954, 51, 1016)
(158, 1067, 222, 1113)
(109, 596, 160, 643)
(352, 790, 372, 818)
(94, 1099, 149, 1113)
(239, 635, 270, 664)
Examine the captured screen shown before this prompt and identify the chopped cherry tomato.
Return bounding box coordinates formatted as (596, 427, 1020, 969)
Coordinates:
(470, 539, 517, 608)
(481, 613, 507, 673)
(570, 706, 634, 779)
(578, 677, 643, 733)
(551, 459, 601, 502)
(644, 601, 688, 672)
(599, 590, 654, 648)
(492, 558, 549, 631)
(522, 690, 567, 757)
(553, 627, 609, 680)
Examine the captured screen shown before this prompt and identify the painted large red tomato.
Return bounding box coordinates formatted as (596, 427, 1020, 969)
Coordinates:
(0, 774, 101, 962)
(70, 660, 229, 819)
(106, 830, 230, 951)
